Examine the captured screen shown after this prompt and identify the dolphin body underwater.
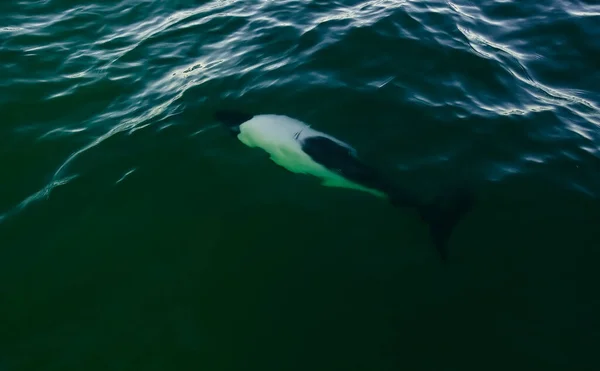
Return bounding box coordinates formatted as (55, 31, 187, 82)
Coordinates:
(215, 110, 474, 260)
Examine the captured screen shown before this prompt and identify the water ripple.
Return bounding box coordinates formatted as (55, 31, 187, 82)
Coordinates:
(1, 0, 599, 219)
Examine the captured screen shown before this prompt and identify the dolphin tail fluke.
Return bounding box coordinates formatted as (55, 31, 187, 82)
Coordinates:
(417, 187, 475, 261)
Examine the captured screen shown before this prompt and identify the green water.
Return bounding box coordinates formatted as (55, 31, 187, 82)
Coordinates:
(1, 1, 599, 370)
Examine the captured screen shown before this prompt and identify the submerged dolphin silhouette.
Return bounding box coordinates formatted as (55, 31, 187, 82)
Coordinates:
(215, 110, 474, 260)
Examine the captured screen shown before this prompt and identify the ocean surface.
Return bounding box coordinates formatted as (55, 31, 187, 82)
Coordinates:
(1, 0, 599, 370)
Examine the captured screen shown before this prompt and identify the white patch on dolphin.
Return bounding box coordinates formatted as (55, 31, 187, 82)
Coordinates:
(237, 114, 386, 198)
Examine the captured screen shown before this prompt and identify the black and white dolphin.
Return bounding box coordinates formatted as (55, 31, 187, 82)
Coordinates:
(215, 110, 474, 260)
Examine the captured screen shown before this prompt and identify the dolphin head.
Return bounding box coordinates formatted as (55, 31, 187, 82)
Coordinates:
(215, 110, 254, 134)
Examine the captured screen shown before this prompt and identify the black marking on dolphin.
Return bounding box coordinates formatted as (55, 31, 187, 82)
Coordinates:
(300, 136, 399, 197)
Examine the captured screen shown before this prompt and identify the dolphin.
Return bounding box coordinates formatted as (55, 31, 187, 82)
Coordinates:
(215, 110, 474, 260)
